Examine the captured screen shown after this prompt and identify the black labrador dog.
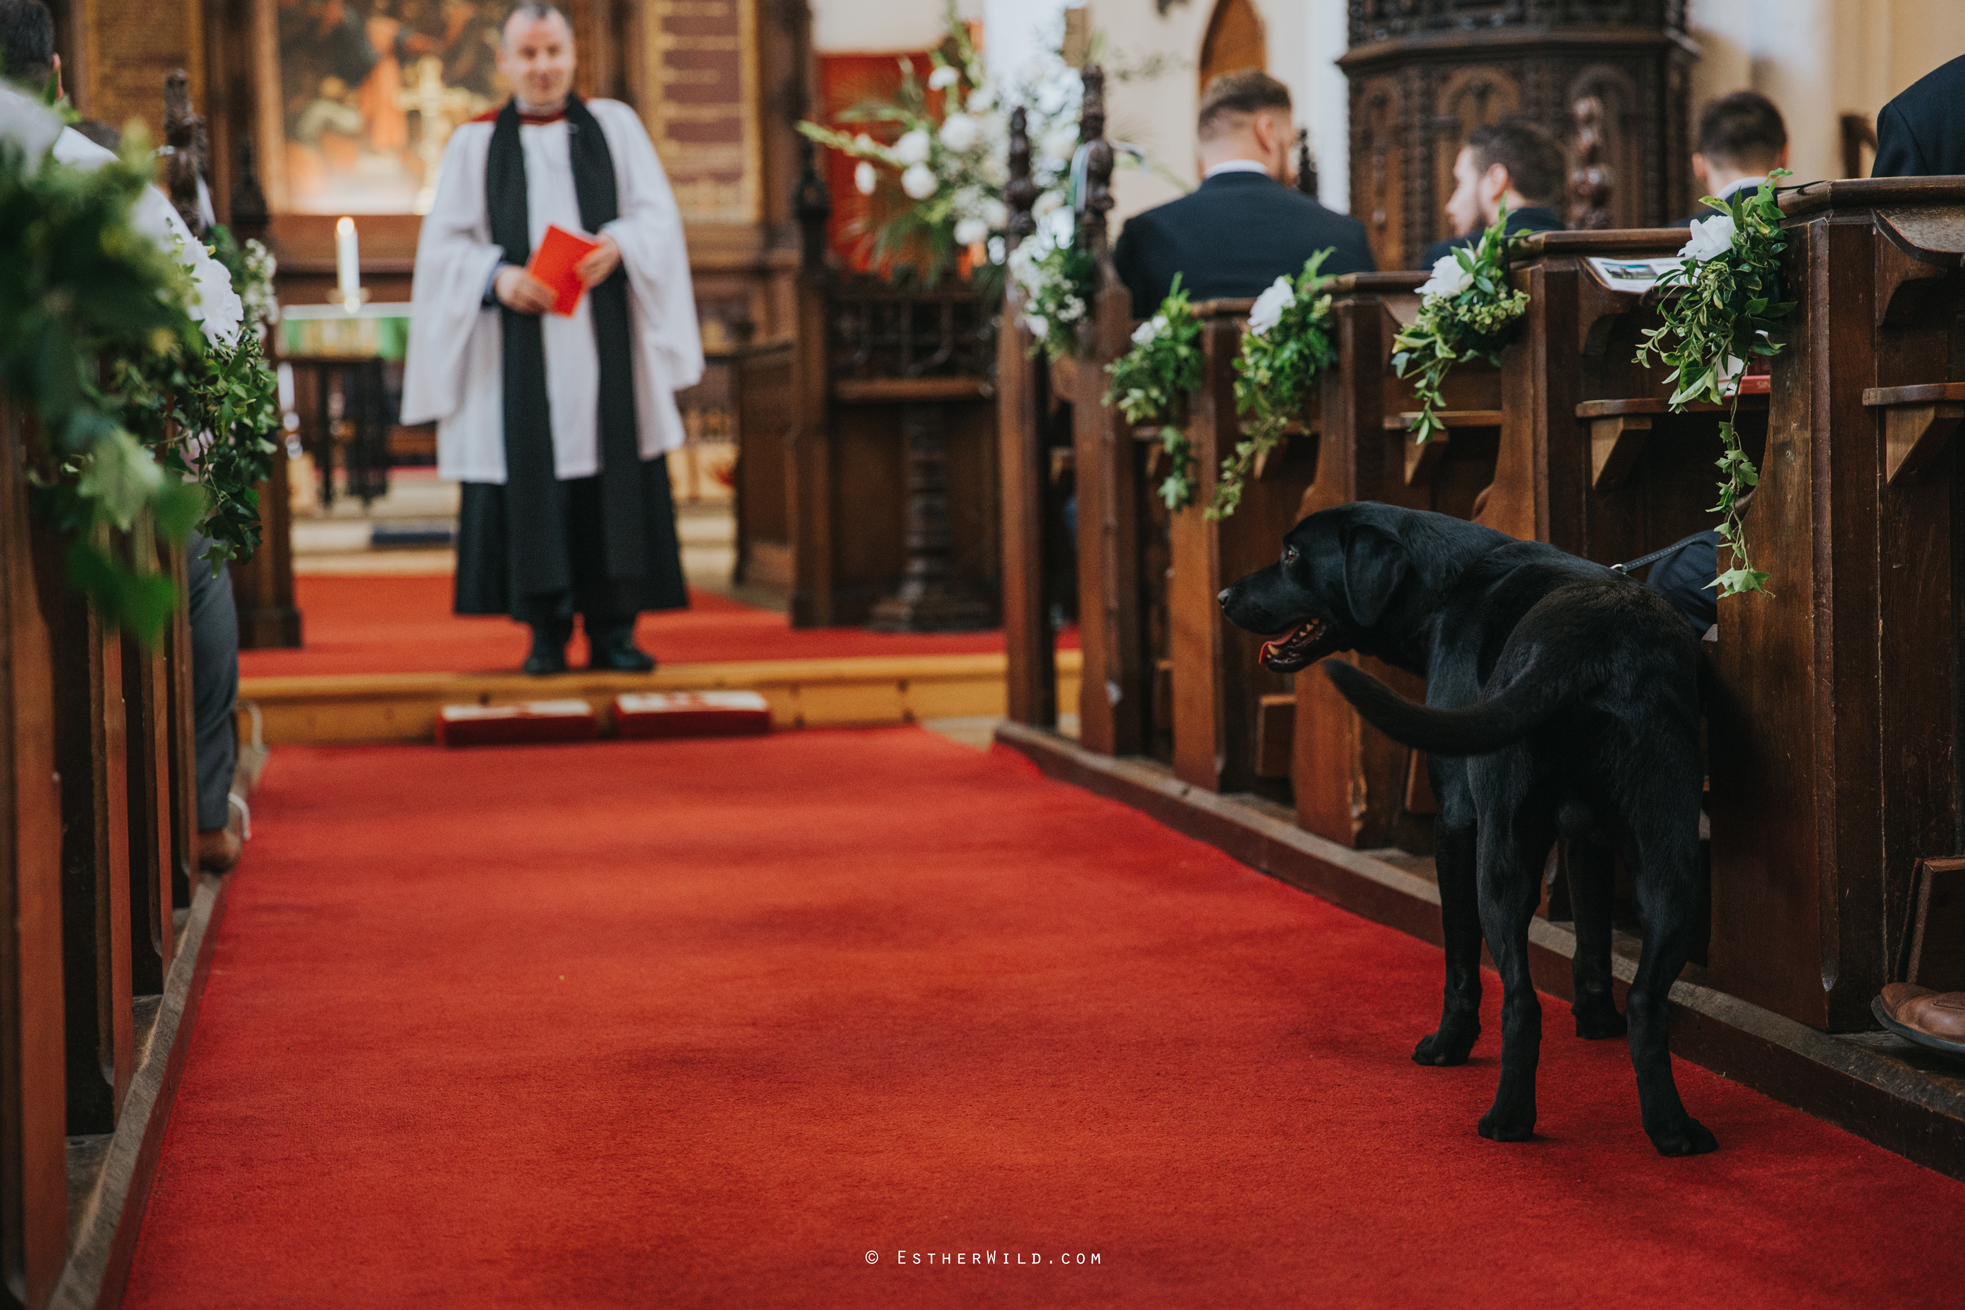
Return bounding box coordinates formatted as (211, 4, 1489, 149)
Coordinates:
(1219, 502, 1714, 1156)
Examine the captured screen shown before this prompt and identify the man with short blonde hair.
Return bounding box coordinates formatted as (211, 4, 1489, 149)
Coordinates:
(1113, 69, 1374, 318)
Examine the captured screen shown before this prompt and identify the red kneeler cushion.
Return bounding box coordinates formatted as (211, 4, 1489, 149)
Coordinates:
(436, 700, 600, 748)
(612, 692, 772, 739)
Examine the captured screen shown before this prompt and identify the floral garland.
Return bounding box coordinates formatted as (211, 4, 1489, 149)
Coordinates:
(1634, 172, 1794, 596)
(1210, 250, 1336, 520)
(1104, 274, 1202, 509)
(1006, 208, 1094, 361)
(1391, 212, 1530, 447)
(1, 88, 275, 638)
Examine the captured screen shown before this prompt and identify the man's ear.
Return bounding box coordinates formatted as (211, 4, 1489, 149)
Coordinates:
(1341, 526, 1408, 628)
(1482, 161, 1512, 213)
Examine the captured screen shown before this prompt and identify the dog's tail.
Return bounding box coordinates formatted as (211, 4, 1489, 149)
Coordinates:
(1323, 658, 1591, 757)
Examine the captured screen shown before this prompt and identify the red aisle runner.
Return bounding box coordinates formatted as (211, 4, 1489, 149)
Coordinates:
(238, 575, 1043, 679)
(123, 729, 1965, 1308)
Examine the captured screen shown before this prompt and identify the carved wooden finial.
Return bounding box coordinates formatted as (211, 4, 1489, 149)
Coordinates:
(1295, 127, 1318, 197)
(162, 69, 208, 237)
(1567, 94, 1614, 231)
(230, 132, 269, 240)
(1078, 64, 1113, 251)
(1006, 106, 1038, 243)
(794, 135, 833, 273)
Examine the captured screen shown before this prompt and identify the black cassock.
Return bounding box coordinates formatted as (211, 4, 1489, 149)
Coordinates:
(453, 96, 687, 628)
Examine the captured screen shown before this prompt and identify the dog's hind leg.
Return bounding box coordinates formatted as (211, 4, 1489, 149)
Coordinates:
(1561, 837, 1626, 1039)
(1474, 791, 1554, 1142)
(1623, 787, 1718, 1156)
(1414, 760, 1482, 1067)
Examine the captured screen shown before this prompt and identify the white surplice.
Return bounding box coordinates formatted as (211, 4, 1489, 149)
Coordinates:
(400, 100, 704, 484)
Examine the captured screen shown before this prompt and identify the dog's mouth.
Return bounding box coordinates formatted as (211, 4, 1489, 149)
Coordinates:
(1259, 617, 1336, 673)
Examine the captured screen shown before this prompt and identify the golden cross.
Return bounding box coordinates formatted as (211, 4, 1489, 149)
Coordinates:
(396, 56, 481, 215)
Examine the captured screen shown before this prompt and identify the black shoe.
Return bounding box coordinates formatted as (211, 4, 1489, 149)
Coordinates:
(588, 625, 655, 672)
(523, 622, 570, 676)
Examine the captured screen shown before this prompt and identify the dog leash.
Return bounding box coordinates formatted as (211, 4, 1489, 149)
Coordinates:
(1608, 528, 1717, 576)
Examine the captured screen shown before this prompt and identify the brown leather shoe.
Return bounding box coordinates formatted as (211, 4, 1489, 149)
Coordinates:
(1883, 983, 1965, 1042)
(197, 825, 241, 874)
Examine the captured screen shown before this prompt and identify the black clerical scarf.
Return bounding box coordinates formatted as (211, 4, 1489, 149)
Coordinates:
(485, 95, 646, 598)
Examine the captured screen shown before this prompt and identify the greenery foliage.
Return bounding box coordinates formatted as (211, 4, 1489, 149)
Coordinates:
(1, 119, 279, 640)
(1211, 250, 1336, 520)
(1390, 212, 1529, 447)
(1104, 274, 1202, 510)
(1634, 172, 1794, 596)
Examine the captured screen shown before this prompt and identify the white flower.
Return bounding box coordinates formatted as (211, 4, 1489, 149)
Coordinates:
(928, 65, 960, 91)
(982, 197, 1008, 229)
(1247, 275, 1295, 336)
(180, 239, 244, 346)
(1680, 212, 1737, 262)
(967, 86, 995, 114)
(1416, 252, 1475, 300)
(1040, 125, 1080, 164)
(1131, 317, 1163, 347)
(986, 235, 1006, 265)
(938, 113, 979, 153)
(1033, 189, 1063, 217)
(854, 161, 876, 196)
(901, 163, 938, 200)
(1023, 312, 1049, 339)
(1059, 295, 1086, 323)
(954, 217, 989, 245)
(893, 129, 932, 166)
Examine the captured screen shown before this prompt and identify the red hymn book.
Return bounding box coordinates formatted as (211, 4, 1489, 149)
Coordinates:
(525, 224, 601, 316)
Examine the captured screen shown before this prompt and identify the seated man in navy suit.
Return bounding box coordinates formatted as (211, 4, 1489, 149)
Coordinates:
(1422, 117, 1567, 266)
(1113, 70, 1374, 318)
(1874, 53, 1965, 177)
(1675, 91, 1788, 225)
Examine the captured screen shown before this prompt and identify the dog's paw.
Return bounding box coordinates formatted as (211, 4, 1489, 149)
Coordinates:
(1649, 1117, 1719, 1157)
(1572, 1002, 1627, 1040)
(1477, 1104, 1537, 1142)
(1412, 1026, 1479, 1066)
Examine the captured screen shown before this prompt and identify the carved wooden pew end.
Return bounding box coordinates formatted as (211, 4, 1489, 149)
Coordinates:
(1863, 383, 1965, 485)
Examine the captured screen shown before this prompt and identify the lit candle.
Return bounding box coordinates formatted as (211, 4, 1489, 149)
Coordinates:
(335, 217, 360, 307)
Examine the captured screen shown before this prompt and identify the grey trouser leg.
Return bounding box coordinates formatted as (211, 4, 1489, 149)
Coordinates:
(186, 533, 239, 832)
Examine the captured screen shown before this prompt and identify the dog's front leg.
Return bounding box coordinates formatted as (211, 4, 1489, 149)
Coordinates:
(1414, 761, 1482, 1067)
(1561, 837, 1627, 1039)
(1475, 802, 1552, 1142)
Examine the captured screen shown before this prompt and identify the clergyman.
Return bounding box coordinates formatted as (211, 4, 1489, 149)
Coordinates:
(402, 1, 702, 675)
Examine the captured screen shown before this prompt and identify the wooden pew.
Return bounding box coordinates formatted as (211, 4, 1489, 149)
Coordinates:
(1709, 179, 1965, 1032)
(724, 342, 799, 595)
(1166, 298, 1316, 797)
(1, 400, 73, 1306)
(1289, 272, 1505, 852)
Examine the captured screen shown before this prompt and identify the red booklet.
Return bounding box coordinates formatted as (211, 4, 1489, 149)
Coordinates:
(525, 224, 601, 316)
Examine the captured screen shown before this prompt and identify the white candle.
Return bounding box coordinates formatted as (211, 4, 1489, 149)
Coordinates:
(335, 217, 360, 305)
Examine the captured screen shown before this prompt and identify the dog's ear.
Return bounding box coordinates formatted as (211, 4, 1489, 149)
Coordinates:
(1340, 525, 1408, 628)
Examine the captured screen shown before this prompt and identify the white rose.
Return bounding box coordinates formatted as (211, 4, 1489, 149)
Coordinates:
(928, 65, 960, 91)
(967, 86, 995, 114)
(893, 129, 932, 166)
(954, 217, 989, 246)
(853, 132, 875, 151)
(854, 161, 877, 196)
(1033, 189, 1062, 217)
(1023, 312, 1049, 340)
(1040, 125, 1080, 164)
(1247, 275, 1295, 336)
(938, 113, 979, 153)
(1131, 317, 1161, 347)
(986, 235, 1006, 265)
(982, 197, 1008, 228)
(182, 242, 244, 346)
(1680, 212, 1737, 263)
(1415, 252, 1475, 300)
(901, 163, 938, 200)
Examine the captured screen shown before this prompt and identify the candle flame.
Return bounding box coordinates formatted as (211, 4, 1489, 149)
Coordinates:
(337, 216, 354, 236)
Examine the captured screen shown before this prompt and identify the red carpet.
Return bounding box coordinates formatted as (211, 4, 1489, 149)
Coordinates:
(238, 575, 1037, 678)
(124, 730, 1965, 1308)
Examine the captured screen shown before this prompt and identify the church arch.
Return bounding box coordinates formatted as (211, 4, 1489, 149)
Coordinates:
(1198, 0, 1266, 92)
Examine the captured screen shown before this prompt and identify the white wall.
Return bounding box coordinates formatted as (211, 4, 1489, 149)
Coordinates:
(1687, 0, 1965, 183)
(811, 0, 983, 54)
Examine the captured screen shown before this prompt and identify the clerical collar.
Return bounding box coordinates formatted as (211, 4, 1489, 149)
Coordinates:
(471, 99, 571, 126)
